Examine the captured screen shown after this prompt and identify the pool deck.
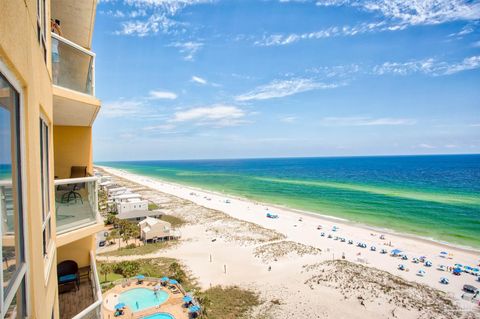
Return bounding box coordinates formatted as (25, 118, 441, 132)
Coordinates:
(102, 280, 189, 319)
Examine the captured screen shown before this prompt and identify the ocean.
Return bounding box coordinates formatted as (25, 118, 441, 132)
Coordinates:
(99, 155, 480, 249)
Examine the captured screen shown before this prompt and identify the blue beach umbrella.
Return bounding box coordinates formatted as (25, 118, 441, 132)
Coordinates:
(391, 249, 402, 255)
(189, 305, 201, 312)
(161, 276, 169, 281)
(136, 274, 145, 280)
(114, 303, 126, 310)
(169, 279, 178, 285)
(453, 267, 462, 274)
(183, 296, 193, 303)
(454, 263, 463, 268)
(440, 251, 448, 255)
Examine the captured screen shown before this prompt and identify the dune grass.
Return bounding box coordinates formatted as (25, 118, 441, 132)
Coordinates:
(99, 240, 179, 257)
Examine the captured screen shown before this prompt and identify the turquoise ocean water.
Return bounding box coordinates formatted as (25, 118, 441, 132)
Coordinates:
(99, 155, 480, 249)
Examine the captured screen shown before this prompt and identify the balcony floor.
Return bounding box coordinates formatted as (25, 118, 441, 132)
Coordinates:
(59, 277, 94, 319)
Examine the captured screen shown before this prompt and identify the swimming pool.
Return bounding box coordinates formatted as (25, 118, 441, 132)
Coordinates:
(118, 288, 169, 312)
(142, 313, 175, 319)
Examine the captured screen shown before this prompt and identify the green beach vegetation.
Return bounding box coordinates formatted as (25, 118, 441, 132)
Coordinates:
(97, 258, 260, 318)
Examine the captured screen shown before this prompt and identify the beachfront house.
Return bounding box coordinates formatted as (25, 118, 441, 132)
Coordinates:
(117, 198, 148, 214)
(139, 217, 174, 241)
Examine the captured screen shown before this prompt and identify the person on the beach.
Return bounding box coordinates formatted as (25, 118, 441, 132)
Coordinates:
(268, 265, 272, 271)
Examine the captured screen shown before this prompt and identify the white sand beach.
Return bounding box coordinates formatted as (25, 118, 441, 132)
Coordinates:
(98, 166, 480, 318)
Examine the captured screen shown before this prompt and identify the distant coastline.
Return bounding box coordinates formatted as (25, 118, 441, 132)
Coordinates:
(96, 154, 480, 249)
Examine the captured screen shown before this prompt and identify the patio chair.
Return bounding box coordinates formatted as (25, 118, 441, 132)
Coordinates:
(57, 260, 80, 292)
(60, 166, 88, 204)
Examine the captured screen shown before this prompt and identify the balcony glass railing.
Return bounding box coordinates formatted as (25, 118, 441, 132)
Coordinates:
(55, 177, 100, 234)
(51, 33, 95, 95)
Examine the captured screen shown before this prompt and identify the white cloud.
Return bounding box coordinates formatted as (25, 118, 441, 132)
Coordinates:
(191, 75, 207, 85)
(169, 42, 204, 61)
(101, 99, 143, 118)
(235, 78, 341, 101)
(280, 116, 298, 123)
(472, 41, 480, 48)
(171, 105, 247, 127)
(315, 0, 480, 25)
(418, 143, 436, 149)
(116, 13, 176, 36)
(373, 56, 480, 76)
(106, 0, 214, 36)
(255, 22, 389, 46)
(320, 117, 417, 126)
(143, 124, 177, 131)
(259, 1, 480, 46)
(148, 90, 178, 100)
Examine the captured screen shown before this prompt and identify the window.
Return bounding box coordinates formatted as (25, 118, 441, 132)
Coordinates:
(0, 70, 27, 317)
(40, 118, 52, 257)
(37, 0, 47, 62)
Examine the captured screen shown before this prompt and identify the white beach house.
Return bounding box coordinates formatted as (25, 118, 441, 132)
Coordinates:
(139, 217, 173, 241)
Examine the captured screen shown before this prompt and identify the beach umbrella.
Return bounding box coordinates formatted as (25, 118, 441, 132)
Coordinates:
(136, 274, 145, 280)
(391, 249, 402, 255)
(472, 268, 479, 274)
(440, 251, 448, 255)
(183, 296, 193, 303)
(454, 263, 463, 268)
(161, 276, 169, 281)
(464, 266, 473, 273)
(417, 269, 425, 276)
(114, 303, 126, 310)
(169, 279, 178, 285)
(440, 277, 449, 284)
(453, 267, 462, 275)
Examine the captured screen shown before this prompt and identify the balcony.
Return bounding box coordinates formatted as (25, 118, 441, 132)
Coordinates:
(51, 33, 100, 126)
(55, 176, 102, 236)
(59, 251, 103, 319)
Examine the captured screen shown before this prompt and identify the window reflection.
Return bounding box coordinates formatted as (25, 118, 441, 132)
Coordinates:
(1, 72, 25, 313)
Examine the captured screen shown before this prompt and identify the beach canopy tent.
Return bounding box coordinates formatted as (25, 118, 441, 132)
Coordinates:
(453, 267, 462, 274)
(189, 305, 201, 313)
(169, 279, 179, 285)
(161, 276, 169, 281)
(183, 296, 193, 303)
(472, 268, 479, 275)
(115, 303, 126, 310)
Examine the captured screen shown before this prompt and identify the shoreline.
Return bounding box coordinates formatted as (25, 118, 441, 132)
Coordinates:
(97, 165, 480, 317)
(97, 165, 480, 254)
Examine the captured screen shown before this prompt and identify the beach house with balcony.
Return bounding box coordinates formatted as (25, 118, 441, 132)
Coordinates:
(1, 0, 103, 318)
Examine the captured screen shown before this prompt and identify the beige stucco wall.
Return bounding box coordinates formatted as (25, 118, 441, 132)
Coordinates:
(53, 125, 93, 178)
(0, 0, 60, 318)
(1, 1, 100, 318)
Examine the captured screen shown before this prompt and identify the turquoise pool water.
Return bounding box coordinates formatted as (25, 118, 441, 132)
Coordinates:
(118, 288, 169, 312)
(142, 313, 175, 319)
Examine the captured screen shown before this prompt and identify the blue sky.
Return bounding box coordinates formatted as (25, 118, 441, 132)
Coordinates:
(93, 0, 480, 161)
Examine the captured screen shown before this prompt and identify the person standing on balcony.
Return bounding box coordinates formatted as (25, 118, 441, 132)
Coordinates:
(51, 19, 62, 85)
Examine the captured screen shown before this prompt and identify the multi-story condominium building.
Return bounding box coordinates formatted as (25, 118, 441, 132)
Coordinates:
(1, 1, 103, 318)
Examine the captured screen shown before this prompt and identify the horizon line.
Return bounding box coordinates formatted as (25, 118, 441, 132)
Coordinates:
(94, 152, 480, 163)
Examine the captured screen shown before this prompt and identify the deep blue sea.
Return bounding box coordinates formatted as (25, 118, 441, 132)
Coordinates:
(99, 155, 480, 248)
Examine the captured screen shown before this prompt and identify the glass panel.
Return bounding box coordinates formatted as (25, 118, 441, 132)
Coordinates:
(55, 178, 98, 233)
(4, 278, 26, 319)
(52, 36, 93, 95)
(1, 73, 23, 297)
